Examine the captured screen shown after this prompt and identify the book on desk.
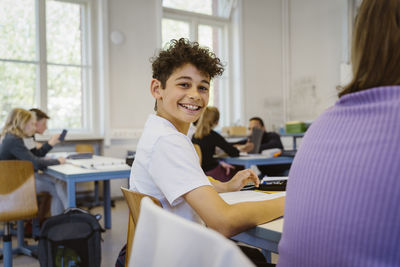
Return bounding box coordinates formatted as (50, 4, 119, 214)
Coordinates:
(242, 177, 288, 191)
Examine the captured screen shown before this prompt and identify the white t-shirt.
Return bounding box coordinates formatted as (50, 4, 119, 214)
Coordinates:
(129, 114, 211, 223)
(186, 123, 196, 139)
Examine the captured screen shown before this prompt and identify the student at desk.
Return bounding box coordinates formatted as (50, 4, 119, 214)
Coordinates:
(192, 106, 239, 182)
(278, 1, 400, 266)
(235, 117, 289, 176)
(130, 38, 284, 266)
(0, 108, 68, 216)
(23, 108, 62, 156)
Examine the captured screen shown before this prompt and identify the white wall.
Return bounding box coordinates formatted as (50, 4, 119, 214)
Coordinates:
(287, 0, 346, 121)
(106, 0, 160, 196)
(241, 0, 283, 132)
(105, 0, 160, 156)
(108, 0, 159, 132)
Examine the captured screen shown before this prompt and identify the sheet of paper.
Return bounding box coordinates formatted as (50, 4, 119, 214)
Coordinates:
(219, 191, 286, 205)
(67, 156, 127, 169)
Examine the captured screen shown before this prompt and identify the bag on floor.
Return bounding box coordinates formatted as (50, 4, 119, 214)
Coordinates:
(38, 208, 104, 267)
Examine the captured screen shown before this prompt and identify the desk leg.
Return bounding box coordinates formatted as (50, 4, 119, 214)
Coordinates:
(17, 220, 24, 248)
(261, 249, 272, 263)
(103, 180, 111, 229)
(67, 181, 76, 208)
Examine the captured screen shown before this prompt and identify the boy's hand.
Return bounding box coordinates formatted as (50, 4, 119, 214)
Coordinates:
(236, 141, 254, 153)
(48, 134, 61, 146)
(226, 169, 260, 192)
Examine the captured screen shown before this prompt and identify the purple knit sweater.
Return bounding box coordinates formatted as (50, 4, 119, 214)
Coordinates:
(278, 86, 400, 267)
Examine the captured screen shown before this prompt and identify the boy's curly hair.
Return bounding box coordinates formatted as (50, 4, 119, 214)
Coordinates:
(151, 38, 225, 88)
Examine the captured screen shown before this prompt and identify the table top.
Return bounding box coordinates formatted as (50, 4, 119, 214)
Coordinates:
(220, 190, 284, 234)
(224, 191, 285, 251)
(259, 217, 283, 233)
(46, 156, 131, 181)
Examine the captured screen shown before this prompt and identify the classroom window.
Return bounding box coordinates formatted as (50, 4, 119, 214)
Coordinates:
(0, 0, 95, 132)
(162, 0, 232, 18)
(161, 18, 190, 47)
(162, 0, 230, 123)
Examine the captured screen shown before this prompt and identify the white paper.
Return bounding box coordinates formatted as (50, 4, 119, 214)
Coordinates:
(220, 191, 286, 205)
(67, 156, 127, 169)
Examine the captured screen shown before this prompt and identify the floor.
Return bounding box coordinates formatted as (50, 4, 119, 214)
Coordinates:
(3, 199, 129, 267)
(3, 199, 279, 266)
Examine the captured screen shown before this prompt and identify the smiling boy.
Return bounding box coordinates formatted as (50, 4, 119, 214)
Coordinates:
(129, 39, 284, 238)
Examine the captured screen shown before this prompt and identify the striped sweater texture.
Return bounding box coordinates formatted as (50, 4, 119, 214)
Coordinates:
(278, 86, 400, 267)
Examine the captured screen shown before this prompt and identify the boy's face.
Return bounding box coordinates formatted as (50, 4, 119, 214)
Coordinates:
(248, 120, 265, 136)
(36, 118, 48, 134)
(151, 63, 210, 134)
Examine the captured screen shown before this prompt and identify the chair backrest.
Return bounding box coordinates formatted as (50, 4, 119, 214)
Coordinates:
(120, 187, 161, 266)
(0, 160, 38, 222)
(75, 144, 95, 192)
(75, 144, 95, 154)
(130, 197, 254, 267)
(193, 144, 202, 164)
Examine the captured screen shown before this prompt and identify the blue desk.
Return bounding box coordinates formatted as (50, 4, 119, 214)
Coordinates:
(222, 155, 293, 169)
(45, 157, 130, 229)
(232, 218, 283, 262)
(220, 191, 284, 262)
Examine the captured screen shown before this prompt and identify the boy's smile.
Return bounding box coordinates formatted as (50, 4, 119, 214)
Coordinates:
(151, 63, 210, 134)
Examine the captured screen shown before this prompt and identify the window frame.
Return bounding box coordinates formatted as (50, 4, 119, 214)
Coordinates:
(0, 0, 104, 137)
(162, 6, 231, 127)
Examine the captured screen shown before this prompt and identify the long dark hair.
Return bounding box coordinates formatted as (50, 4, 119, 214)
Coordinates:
(339, 0, 400, 98)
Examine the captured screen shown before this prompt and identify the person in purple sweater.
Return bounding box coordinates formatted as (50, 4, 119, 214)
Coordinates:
(278, 1, 400, 266)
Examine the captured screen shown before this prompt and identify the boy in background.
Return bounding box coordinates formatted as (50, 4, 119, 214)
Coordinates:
(24, 108, 62, 156)
(130, 39, 284, 265)
(236, 117, 289, 176)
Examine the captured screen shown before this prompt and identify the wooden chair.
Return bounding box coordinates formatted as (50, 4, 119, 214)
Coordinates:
(0, 161, 38, 267)
(120, 187, 161, 267)
(193, 144, 202, 164)
(75, 144, 101, 209)
(75, 144, 95, 154)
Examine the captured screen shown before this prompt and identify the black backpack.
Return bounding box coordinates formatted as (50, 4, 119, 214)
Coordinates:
(38, 208, 104, 267)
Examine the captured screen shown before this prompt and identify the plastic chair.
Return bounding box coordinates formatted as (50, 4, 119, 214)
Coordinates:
(130, 197, 255, 267)
(120, 187, 161, 267)
(0, 161, 38, 267)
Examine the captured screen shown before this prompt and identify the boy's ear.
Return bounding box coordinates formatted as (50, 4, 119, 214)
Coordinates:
(150, 79, 162, 100)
